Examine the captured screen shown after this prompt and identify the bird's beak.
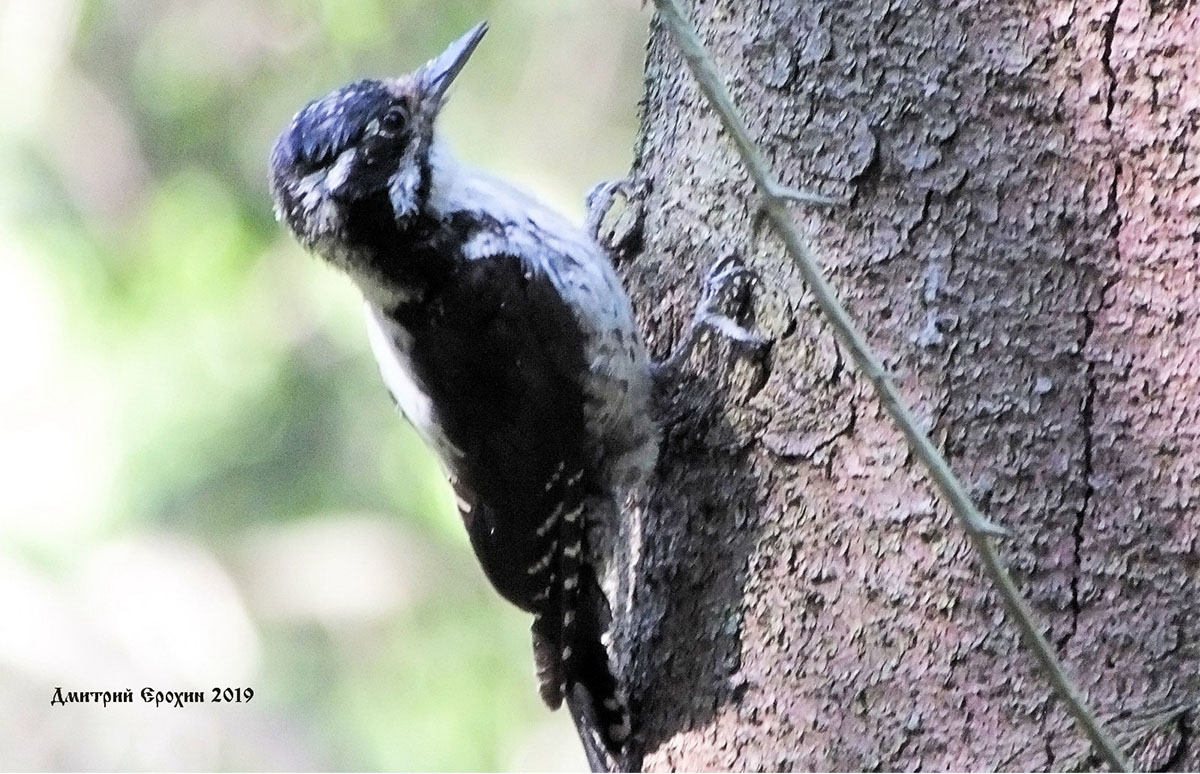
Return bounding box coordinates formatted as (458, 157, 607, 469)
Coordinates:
(420, 21, 488, 103)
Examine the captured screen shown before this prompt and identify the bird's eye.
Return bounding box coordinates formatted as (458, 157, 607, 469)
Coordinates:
(380, 106, 408, 132)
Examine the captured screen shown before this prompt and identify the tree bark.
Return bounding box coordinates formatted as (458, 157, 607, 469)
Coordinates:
(611, 0, 1200, 769)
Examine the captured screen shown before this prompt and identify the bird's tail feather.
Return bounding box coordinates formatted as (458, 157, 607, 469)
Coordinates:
(529, 483, 631, 772)
(566, 563, 632, 772)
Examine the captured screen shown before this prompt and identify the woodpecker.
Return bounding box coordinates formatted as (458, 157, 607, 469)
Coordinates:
(270, 22, 657, 770)
(269, 20, 768, 770)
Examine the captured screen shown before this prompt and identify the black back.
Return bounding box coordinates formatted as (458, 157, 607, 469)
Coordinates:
(389, 250, 592, 609)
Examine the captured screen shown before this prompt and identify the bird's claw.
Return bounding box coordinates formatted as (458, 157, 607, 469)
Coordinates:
(653, 254, 770, 377)
(586, 179, 633, 244)
(695, 254, 769, 350)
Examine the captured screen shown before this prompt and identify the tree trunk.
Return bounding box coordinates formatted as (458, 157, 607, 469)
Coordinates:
(611, 0, 1200, 769)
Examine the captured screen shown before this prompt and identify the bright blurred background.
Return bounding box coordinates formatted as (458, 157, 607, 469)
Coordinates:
(0, 0, 649, 769)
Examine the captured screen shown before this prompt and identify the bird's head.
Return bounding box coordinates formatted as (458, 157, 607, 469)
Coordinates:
(269, 22, 487, 253)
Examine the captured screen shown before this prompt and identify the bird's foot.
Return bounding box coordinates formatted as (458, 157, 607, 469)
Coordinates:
(653, 254, 769, 379)
(586, 178, 646, 261)
(585, 179, 631, 242)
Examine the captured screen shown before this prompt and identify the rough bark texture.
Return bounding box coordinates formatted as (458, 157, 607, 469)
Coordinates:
(608, 1, 1200, 769)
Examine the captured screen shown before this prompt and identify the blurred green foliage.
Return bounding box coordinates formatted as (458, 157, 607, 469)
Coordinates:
(0, 0, 648, 769)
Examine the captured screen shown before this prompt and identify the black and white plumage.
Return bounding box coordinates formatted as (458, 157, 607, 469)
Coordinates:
(269, 23, 656, 770)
